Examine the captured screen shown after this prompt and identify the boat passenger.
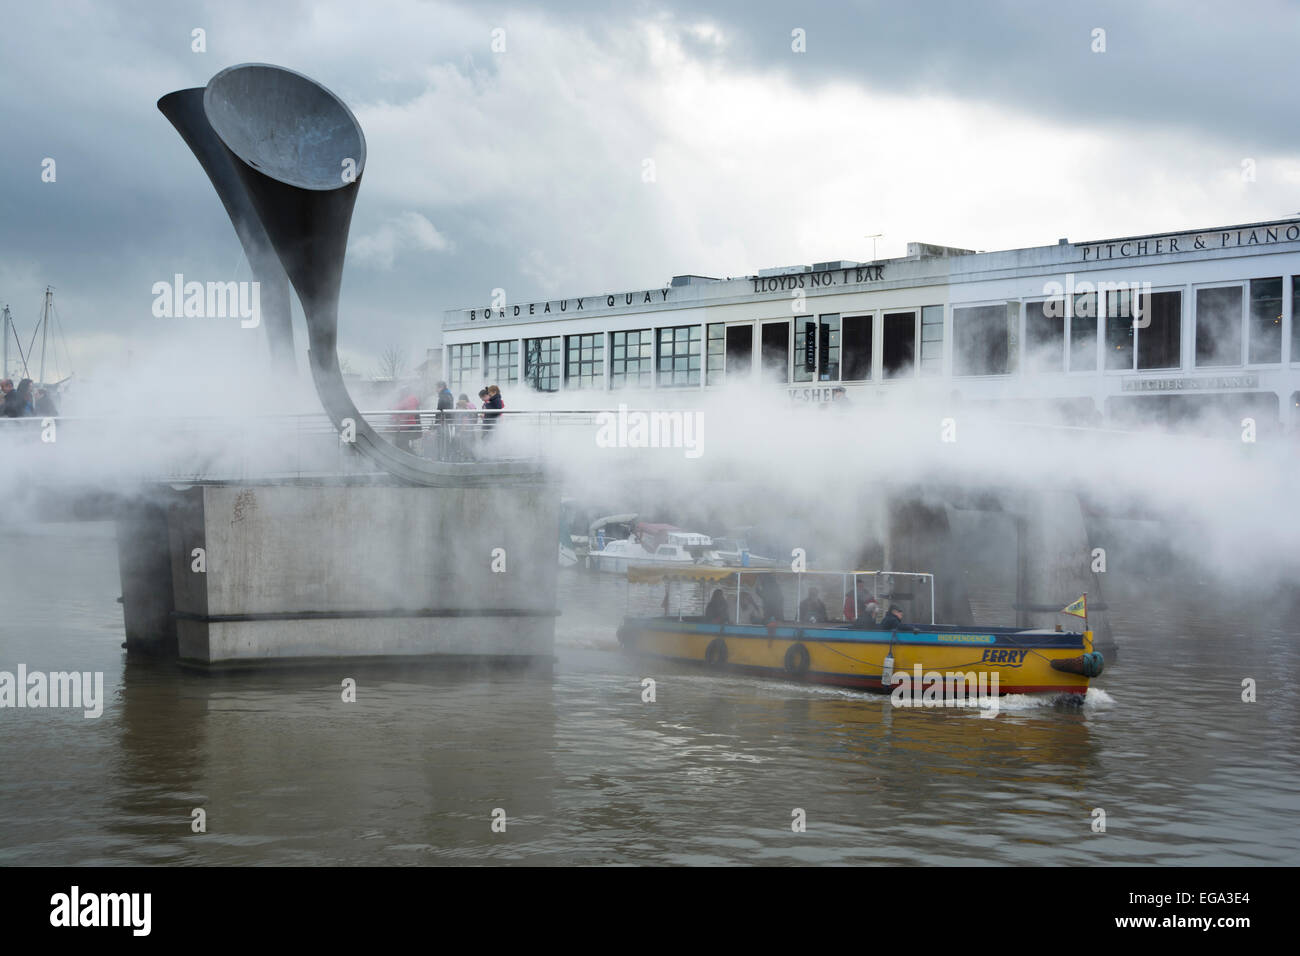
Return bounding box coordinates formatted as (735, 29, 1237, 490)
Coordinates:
(878, 605, 906, 630)
(704, 589, 728, 624)
(843, 582, 875, 621)
(756, 575, 784, 622)
(798, 587, 829, 624)
(739, 591, 763, 624)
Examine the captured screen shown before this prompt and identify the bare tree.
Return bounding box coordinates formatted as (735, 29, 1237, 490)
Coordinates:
(376, 345, 407, 382)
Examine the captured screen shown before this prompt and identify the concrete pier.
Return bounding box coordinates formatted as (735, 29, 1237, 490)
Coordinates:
(117, 479, 558, 668)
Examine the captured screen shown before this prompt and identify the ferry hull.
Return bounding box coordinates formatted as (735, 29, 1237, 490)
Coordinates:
(618, 618, 1098, 696)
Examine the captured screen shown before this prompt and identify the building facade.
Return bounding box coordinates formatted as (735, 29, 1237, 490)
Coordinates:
(441, 217, 1300, 432)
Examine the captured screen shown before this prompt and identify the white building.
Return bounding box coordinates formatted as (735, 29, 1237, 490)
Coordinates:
(441, 217, 1300, 434)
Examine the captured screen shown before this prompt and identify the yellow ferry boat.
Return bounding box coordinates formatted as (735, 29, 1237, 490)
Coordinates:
(616, 566, 1103, 697)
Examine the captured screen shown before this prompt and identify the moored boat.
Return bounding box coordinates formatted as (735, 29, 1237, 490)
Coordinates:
(616, 566, 1104, 697)
(588, 522, 724, 573)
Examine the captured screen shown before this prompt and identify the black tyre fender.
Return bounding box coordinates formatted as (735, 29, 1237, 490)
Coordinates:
(705, 638, 728, 666)
(784, 642, 811, 676)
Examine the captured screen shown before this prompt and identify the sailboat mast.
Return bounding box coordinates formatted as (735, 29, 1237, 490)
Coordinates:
(39, 287, 51, 386)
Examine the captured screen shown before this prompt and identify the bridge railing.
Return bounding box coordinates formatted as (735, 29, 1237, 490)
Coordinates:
(0, 409, 604, 482)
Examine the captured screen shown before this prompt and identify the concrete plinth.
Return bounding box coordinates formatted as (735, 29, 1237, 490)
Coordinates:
(118, 479, 557, 668)
(116, 500, 179, 658)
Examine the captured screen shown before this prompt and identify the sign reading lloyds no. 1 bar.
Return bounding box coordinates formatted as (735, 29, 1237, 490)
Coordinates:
(1122, 374, 1260, 392)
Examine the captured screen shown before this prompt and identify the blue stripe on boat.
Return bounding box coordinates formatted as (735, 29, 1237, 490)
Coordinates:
(625, 618, 1086, 648)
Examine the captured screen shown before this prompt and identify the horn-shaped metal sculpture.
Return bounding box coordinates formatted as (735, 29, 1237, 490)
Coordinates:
(166, 63, 486, 484)
(157, 88, 296, 375)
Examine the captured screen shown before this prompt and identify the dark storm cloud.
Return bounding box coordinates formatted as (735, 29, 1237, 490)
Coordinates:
(485, 0, 1300, 151)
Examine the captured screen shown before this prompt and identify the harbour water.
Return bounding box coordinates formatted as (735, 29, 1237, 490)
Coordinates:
(1, 522, 1296, 866)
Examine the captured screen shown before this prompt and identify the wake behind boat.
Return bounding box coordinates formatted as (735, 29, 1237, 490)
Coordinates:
(616, 566, 1104, 697)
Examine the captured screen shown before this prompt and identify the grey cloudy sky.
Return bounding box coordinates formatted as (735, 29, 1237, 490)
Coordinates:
(1, 0, 1296, 388)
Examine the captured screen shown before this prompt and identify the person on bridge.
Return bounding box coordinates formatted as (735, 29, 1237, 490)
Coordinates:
(0, 379, 15, 417)
(435, 381, 453, 412)
(482, 385, 505, 435)
(5, 379, 34, 417)
(393, 388, 421, 452)
(34, 387, 58, 417)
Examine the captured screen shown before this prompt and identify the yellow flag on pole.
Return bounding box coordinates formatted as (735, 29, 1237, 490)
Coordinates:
(1062, 595, 1087, 619)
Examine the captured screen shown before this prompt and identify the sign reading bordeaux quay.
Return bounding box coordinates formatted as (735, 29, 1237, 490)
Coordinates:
(1077, 222, 1300, 261)
(469, 289, 673, 321)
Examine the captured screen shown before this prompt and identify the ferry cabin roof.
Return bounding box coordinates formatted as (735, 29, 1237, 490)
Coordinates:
(439, 217, 1300, 434)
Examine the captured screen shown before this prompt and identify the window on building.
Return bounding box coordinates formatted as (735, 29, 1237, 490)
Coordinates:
(524, 336, 561, 392)
(882, 312, 916, 378)
(842, 315, 871, 381)
(1137, 290, 1181, 370)
(1069, 292, 1098, 372)
(1024, 300, 1064, 373)
(484, 340, 519, 385)
(919, 305, 944, 375)
(447, 343, 481, 390)
(1196, 286, 1243, 367)
(1294, 277, 1300, 363)
(792, 315, 841, 382)
(564, 333, 604, 389)
(610, 329, 653, 388)
(793, 319, 816, 383)
(725, 325, 753, 379)
(706, 323, 725, 385)
(1105, 289, 1135, 371)
(761, 322, 790, 384)
(657, 325, 701, 387)
(818, 314, 840, 381)
(953, 304, 1015, 376)
(1248, 277, 1283, 364)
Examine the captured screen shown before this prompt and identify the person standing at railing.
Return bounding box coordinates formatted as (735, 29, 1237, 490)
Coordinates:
(0, 379, 15, 417)
(4, 379, 34, 417)
(435, 381, 453, 414)
(393, 387, 420, 451)
(34, 387, 58, 417)
(483, 385, 505, 435)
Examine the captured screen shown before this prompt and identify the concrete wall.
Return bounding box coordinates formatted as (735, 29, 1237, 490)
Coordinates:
(116, 500, 178, 657)
(146, 480, 558, 666)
